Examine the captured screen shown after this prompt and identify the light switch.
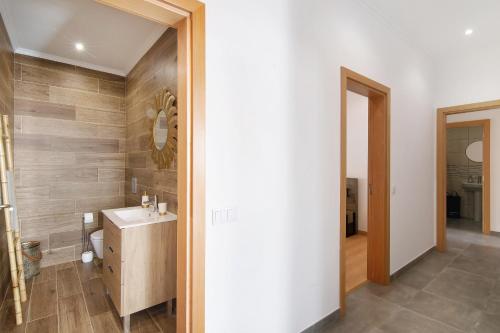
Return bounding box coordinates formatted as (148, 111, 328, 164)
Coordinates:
(227, 207, 238, 223)
(212, 207, 238, 225)
(212, 209, 222, 226)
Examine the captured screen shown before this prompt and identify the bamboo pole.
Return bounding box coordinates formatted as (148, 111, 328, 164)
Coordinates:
(2, 115, 26, 302)
(0, 121, 22, 325)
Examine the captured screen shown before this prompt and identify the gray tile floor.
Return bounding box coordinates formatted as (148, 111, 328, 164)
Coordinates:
(321, 227, 500, 333)
(448, 218, 482, 233)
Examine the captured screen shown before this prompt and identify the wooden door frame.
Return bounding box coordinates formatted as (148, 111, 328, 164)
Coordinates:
(95, 1, 205, 332)
(437, 100, 498, 251)
(340, 67, 391, 315)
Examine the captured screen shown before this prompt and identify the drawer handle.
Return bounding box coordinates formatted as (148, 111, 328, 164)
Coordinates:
(108, 265, 114, 274)
(108, 246, 114, 253)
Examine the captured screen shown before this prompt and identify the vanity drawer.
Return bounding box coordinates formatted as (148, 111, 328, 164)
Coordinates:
(103, 250, 122, 313)
(103, 217, 121, 257)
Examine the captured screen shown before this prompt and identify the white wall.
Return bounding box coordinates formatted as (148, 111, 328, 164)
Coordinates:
(435, 45, 500, 107)
(347, 91, 368, 232)
(448, 109, 500, 232)
(205, 0, 436, 332)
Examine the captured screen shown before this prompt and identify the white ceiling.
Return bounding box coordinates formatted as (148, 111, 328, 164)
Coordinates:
(0, 0, 168, 76)
(359, 0, 500, 59)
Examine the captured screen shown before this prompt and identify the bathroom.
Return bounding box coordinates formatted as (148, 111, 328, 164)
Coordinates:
(446, 123, 485, 233)
(0, 0, 180, 332)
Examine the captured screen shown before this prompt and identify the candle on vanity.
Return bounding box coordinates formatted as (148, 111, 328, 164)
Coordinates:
(158, 202, 167, 215)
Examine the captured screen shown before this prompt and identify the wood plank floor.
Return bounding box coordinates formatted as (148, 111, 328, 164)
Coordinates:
(0, 260, 175, 332)
(345, 233, 367, 292)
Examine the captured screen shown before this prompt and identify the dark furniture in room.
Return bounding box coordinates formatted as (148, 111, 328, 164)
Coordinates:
(346, 178, 358, 237)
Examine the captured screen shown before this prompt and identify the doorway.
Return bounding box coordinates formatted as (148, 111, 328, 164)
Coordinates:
(95, 1, 206, 332)
(437, 100, 497, 251)
(445, 120, 490, 234)
(340, 67, 391, 315)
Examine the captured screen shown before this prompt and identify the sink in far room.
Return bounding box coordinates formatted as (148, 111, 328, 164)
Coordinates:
(102, 206, 177, 229)
(462, 182, 482, 222)
(462, 182, 482, 191)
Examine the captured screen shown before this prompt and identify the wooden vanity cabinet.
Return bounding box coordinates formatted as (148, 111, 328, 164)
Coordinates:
(103, 215, 177, 317)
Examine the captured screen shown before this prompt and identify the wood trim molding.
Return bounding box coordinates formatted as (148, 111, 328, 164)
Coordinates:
(438, 99, 500, 115)
(447, 120, 491, 128)
(95, 1, 206, 332)
(95, 0, 189, 26)
(436, 100, 500, 251)
(191, 5, 206, 333)
(340, 67, 390, 316)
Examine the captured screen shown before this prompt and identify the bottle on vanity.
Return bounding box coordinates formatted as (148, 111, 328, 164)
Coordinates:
(141, 191, 149, 208)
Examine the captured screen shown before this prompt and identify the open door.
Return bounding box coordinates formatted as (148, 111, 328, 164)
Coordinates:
(340, 67, 391, 315)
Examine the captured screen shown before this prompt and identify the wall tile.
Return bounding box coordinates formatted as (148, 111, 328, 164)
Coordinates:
(49, 230, 82, 249)
(76, 107, 125, 126)
(14, 81, 49, 101)
(75, 66, 124, 81)
(49, 86, 123, 111)
(76, 153, 125, 168)
(15, 134, 120, 153)
(16, 186, 50, 199)
(98, 168, 125, 182)
(14, 55, 126, 265)
(50, 182, 120, 199)
(15, 54, 75, 73)
(14, 62, 21, 80)
(15, 151, 76, 167)
(14, 98, 76, 120)
(17, 199, 75, 218)
(75, 196, 125, 213)
(20, 213, 82, 237)
(469, 126, 483, 141)
(21, 65, 99, 92)
(99, 79, 126, 97)
(21, 168, 98, 186)
(21, 116, 124, 139)
(126, 133, 150, 152)
(127, 151, 148, 168)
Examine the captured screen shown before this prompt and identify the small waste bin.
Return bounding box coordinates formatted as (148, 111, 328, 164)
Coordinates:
(22, 241, 42, 279)
(447, 192, 461, 218)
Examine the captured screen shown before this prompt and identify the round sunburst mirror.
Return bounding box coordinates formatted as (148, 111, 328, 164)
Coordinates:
(150, 89, 177, 169)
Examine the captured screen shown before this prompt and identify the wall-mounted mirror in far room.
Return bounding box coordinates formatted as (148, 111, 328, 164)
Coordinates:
(149, 88, 178, 169)
(466, 140, 483, 162)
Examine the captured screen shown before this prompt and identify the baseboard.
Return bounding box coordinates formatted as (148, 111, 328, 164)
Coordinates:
(490, 231, 500, 237)
(391, 246, 435, 280)
(301, 309, 340, 333)
(357, 230, 367, 235)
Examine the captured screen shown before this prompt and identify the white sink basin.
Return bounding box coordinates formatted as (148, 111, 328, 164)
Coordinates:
(115, 208, 155, 221)
(462, 182, 482, 191)
(102, 206, 177, 229)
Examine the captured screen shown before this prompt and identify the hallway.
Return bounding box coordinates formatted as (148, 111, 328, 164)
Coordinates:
(322, 228, 500, 333)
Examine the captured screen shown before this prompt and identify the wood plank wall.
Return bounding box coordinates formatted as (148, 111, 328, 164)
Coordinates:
(125, 29, 178, 212)
(0, 13, 13, 304)
(13, 54, 127, 267)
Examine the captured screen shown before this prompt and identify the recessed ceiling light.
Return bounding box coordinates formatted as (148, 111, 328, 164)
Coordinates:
(465, 29, 474, 36)
(75, 42, 85, 51)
